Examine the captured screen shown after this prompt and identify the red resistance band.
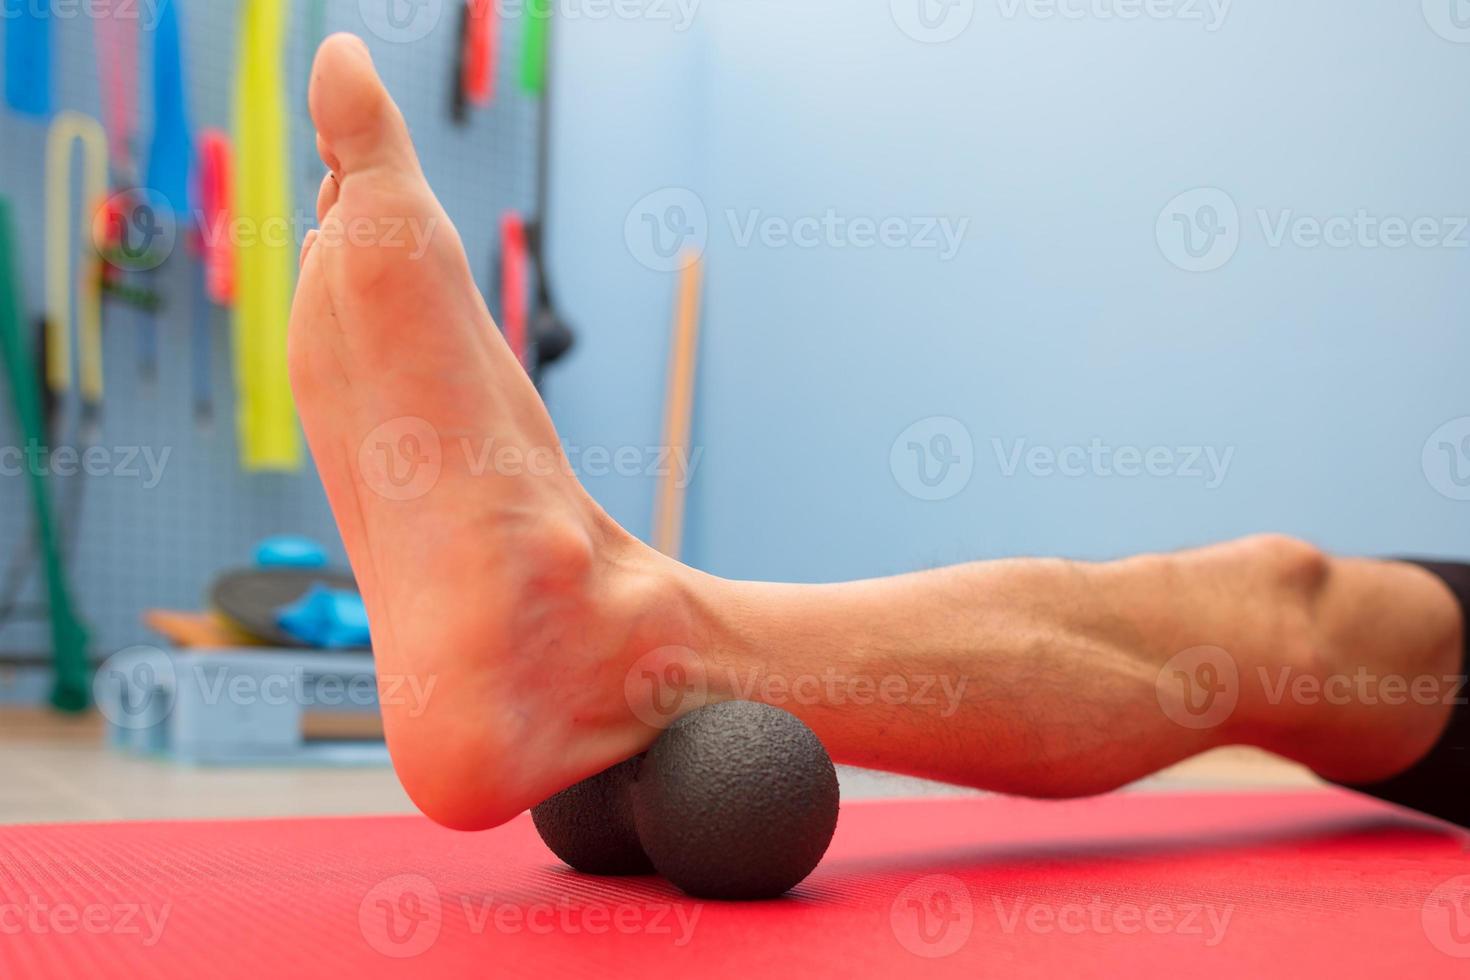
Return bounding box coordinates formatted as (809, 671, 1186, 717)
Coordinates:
(194, 130, 234, 305)
(500, 212, 529, 365)
(462, 0, 497, 106)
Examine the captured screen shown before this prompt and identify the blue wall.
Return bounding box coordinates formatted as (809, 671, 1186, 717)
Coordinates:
(548, 0, 1470, 583)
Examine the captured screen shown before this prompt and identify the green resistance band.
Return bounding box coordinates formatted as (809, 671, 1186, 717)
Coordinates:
(0, 198, 91, 711)
(521, 0, 548, 94)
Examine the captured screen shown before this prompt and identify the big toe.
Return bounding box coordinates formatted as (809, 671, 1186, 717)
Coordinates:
(309, 33, 419, 176)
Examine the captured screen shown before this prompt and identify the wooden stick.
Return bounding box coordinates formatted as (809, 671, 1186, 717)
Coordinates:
(653, 252, 704, 559)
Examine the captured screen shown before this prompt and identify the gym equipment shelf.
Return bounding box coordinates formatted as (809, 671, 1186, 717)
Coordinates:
(96, 648, 388, 766)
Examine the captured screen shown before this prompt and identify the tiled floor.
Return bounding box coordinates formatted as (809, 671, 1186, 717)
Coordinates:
(0, 709, 1324, 825)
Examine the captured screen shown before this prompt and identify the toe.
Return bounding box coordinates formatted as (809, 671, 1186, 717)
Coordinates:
(316, 134, 341, 176)
(300, 229, 319, 270)
(309, 33, 419, 176)
(316, 171, 340, 224)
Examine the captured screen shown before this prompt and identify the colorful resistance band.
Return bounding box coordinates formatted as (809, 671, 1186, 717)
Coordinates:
(4, 0, 52, 117)
(464, 0, 498, 105)
(191, 130, 235, 425)
(93, 0, 140, 177)
(196, 130, 235, 306)
(44, 112, 108, 411)
(144, 0, 195, 215)
(500, 212, 530, 365)
(0, 199, 90, 711)
(233, 0, 301, 470)
(521, 0, 549, 95)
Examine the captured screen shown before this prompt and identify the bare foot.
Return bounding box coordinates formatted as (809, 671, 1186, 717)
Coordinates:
(290, 34, 703, 830)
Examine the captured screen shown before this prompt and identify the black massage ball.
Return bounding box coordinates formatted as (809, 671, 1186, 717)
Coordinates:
(631, 701, 840, 900)
(531, 757, 655, 875)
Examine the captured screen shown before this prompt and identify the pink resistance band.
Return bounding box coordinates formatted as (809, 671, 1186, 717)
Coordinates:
(93, 0, 139, 175)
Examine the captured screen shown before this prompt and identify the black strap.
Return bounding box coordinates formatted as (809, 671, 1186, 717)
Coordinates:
(1335, 561, 1470, 827)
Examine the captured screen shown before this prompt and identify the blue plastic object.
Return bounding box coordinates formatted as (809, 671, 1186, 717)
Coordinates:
(275, 584, 371, 650)
(254, 535, 328, 569)
(4, 1, 52, 117)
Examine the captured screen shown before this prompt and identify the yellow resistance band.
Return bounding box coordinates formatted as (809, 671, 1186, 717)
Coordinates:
(233, 0, 301, 470)
(44, 111, 108, 408)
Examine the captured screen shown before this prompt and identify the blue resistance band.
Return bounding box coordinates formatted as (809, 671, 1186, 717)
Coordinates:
(144, 0, 195, 214)
(4, 0, 53, 117)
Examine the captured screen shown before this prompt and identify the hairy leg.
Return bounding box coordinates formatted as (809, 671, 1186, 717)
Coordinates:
(687, 536, 1463, 796)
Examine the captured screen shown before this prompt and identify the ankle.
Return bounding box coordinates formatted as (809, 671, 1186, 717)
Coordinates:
(1233, 553, 1463, 784)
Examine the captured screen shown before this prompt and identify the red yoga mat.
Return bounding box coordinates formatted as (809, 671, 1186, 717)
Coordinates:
(0, 791, 1466, 978)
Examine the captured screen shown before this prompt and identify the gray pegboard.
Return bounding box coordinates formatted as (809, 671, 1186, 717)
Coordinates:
(0, 1, 541, 663)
